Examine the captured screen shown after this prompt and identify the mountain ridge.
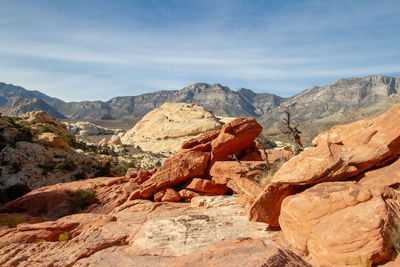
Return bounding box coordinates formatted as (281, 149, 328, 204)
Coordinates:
(0, 75, 399, 129)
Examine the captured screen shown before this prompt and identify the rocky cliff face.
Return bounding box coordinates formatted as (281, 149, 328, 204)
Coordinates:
(0, 111, 114, 191)
(1, 76, 399, 127)
(258, 75, 400, 128)
(0, 97, 65, 119)
(0, 83, 65, 109)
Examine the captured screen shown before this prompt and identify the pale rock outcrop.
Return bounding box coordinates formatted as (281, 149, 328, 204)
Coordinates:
(0, 111, 117, 190)
(121, 103, 223, 154)
(35, 132, 70, 149)
(0, 178, 292, 267)
(168, 238, 312, 267)
(109, 135, 122, 145)
(65, 121, 116, 136)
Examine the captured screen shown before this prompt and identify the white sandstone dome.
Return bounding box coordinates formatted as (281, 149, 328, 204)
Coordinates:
(121, 102, 223, 154)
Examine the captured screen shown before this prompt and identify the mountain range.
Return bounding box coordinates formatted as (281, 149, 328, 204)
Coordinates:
(1, 76, 399, 131)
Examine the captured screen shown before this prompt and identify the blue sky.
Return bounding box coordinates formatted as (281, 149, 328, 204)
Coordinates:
(0, 0, 399, 101)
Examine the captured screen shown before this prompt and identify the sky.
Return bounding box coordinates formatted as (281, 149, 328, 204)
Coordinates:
(0, 0, 399, 102)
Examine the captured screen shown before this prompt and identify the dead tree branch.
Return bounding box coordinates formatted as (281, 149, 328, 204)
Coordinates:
(278, 105, 303, 154)
(228, 154, 267, 178)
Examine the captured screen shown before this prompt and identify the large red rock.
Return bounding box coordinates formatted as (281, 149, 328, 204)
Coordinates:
(125, 168, 156, 184)
(209, 161, 267, 182)
(166, 237, 311, 267)
(0, 177, 127, 219)
(249, 104, 400, 227)
(161, 188, 181, 202)
(140, 151, 210, 198)
(210, 118, 262, 167)
(185, 178, 228, 195)
(239, 144, 265, 161)
(359, 157, 400, 187)
(226, 178, 262, 203)
(178, 189, 203, 201)
(266, 148, 294, 163)
(279, 182, 393, 266)
(248, 183, 299, 227)
(180, 130, 220, 152)
(273, 104, 400, 185)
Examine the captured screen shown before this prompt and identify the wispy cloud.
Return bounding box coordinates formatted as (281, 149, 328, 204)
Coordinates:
(0, 0, 399, 101)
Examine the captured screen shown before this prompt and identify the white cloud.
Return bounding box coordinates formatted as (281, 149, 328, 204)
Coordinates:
(0, 0, 399, 101)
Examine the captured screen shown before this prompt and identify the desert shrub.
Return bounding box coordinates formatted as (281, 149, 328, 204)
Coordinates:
(38, 163, 54, 173)
(14, 124, 33, 143)
(66, 189, 99, 213)
(1, 183, 31, 203)
(117, 160, 138, 175)
(258, 160, 287, 187)
(355, 257, 372, 267)
(58, 232, 70, 242)
(0, 135, 6, 152)
(11, 162, 22, 173)
(94, 162, 111, 177)
(65, 134, 89, 151)
(386, 189, 400, 255)
(72, 171, 86, 181)
(40, 125, 52, 133)
(0, 214, 26, 228)
(60, 160, 77, 171)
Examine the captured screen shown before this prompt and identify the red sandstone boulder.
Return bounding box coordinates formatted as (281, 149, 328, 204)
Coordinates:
(273, 104, 400, 185)
(209, 161, 267, 182)
(167, 237, 312, 267)
(140, 150, 210, 198)
(359, 157, 400, 187)
(161, 188, 181, 202)
(210, 118, 262, 167)
(125, 169, 156, 184)
(180, 130, 220, 152)
(239, 144, 265, 161)
(279, 182, 393, 266)
(248, 183, 299, 227)
(153, 189, 166, 202)
(185, 178, 228, 195)
(250, 104, 400, 227)
(226, 178, 262, 203)
(178, 189, 203, 201)
(0, 177, 129, 219)
(266, 148, 294, 163)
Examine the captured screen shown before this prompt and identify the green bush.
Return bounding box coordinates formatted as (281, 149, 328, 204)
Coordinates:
(11, 162, 22, 173)
(94, 162, 112, 177)
(1, 183, 31, 203)
(72, 171, 86, 181)
(66, 189, 99, 213)
(40, 125, 52, 133)
(60, 160, 77, 171)
(65, 134, 89, 151)
(0, 214, 26, 228)
(14, 124, 33, 143)
(58, 232, 70, 242)
(117, 160, 138, 175)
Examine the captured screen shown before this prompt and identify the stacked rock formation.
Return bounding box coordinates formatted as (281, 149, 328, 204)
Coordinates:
(248, 103, 400, 266)
(124, 117, 268, 202)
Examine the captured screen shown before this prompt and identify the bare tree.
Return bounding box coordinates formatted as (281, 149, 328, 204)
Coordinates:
(278, 105, 303, 154)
